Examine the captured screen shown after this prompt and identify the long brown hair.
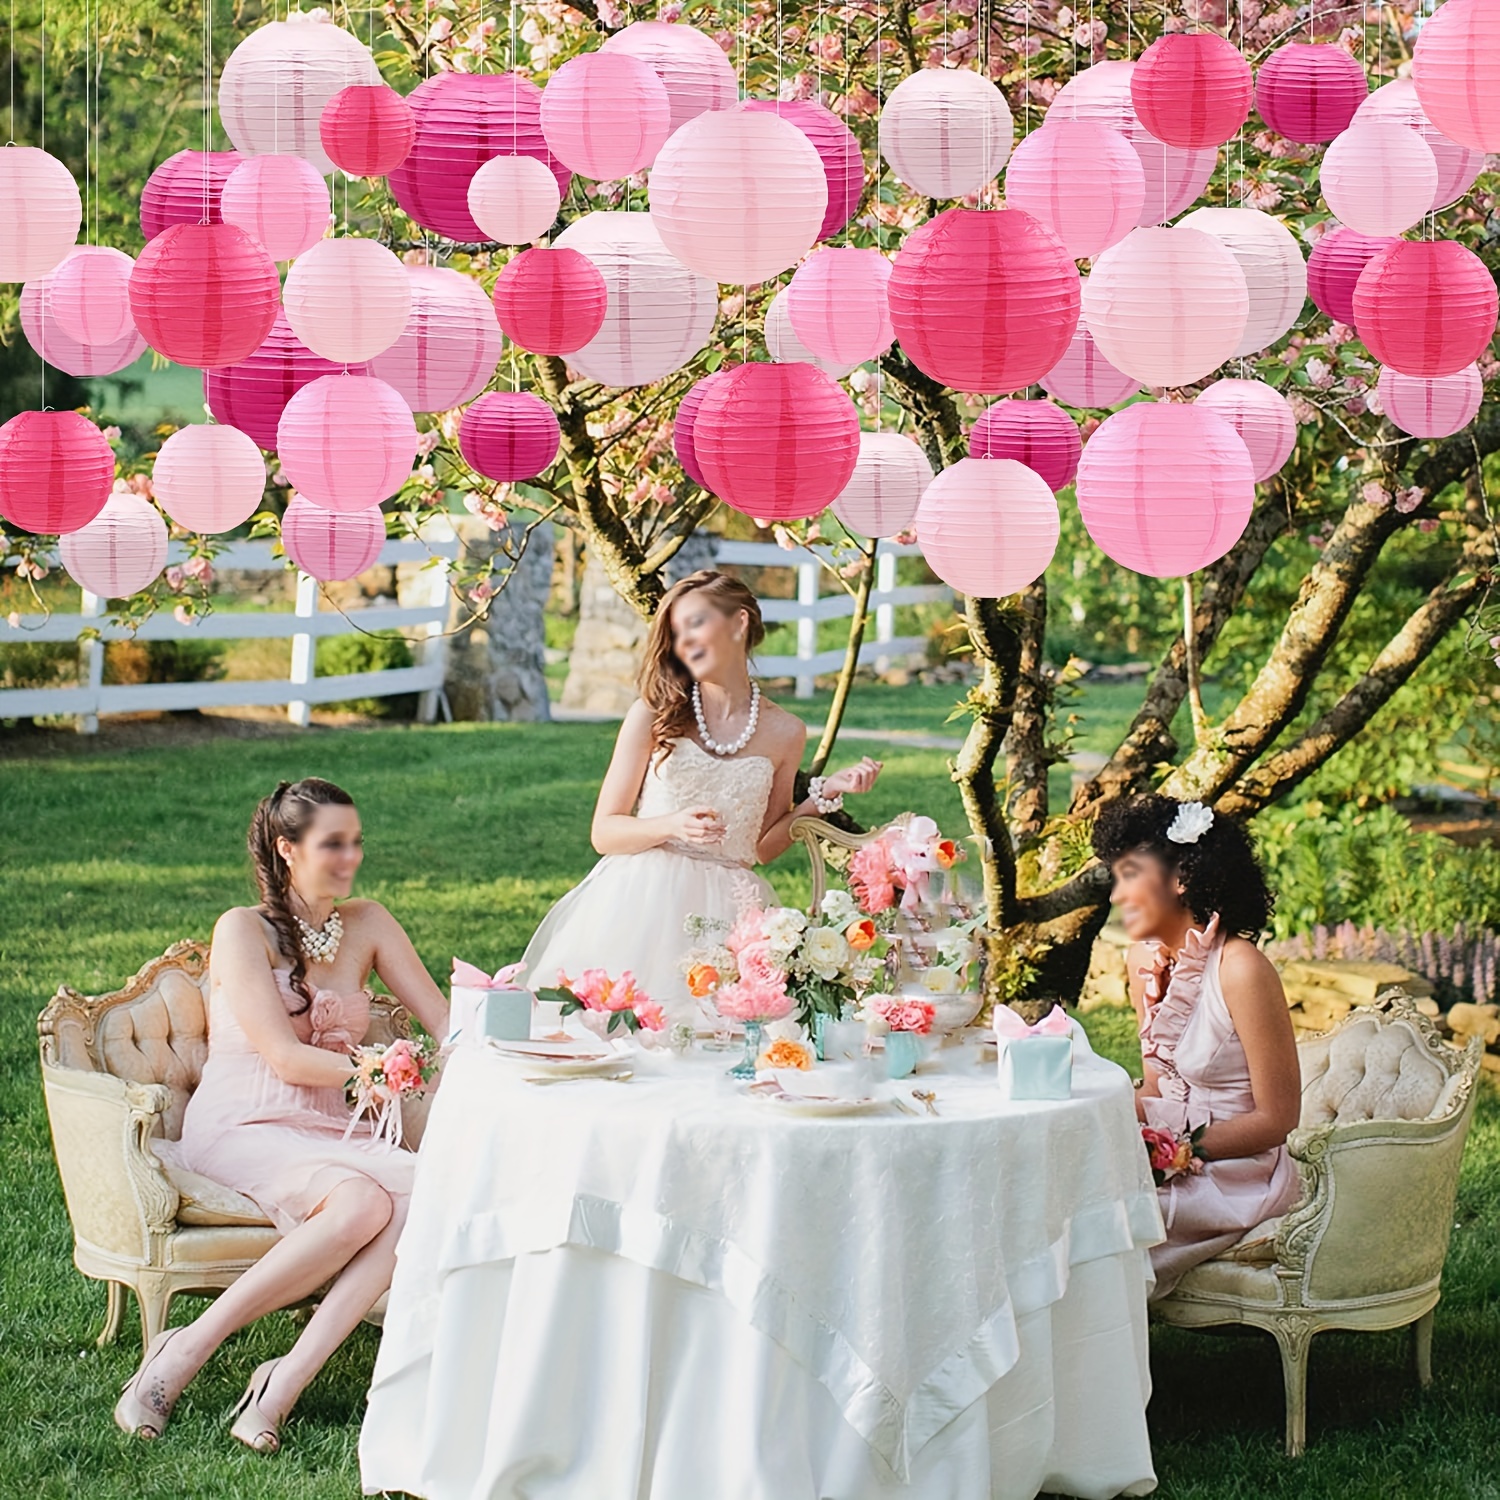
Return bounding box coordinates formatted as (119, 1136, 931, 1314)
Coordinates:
(247, 778, 356, 1010)
(639, 570, 765, 759)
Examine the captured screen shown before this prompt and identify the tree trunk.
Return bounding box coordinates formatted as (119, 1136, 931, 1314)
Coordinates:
(809, 539, 877, 776)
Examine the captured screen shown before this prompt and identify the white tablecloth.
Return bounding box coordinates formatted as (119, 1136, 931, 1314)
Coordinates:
(361, 1038, 1164, 1500)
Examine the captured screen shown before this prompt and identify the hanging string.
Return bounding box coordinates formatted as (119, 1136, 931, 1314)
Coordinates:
(875, 0, 883, 433)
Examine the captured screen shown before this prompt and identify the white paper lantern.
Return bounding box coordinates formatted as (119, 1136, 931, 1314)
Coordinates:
(1376, 363, 1483, 438)
(467, 155, 563, 247)
(832, 432, 934, 538)
(283, 238, 413, 365)
(367, 265, 502, 414)
(599, 20, 740, 135)
(764, 287, 862, 379)
(1176, 207, 1307, 357)
(1354, 78, 1485, 211)
(220, 154, 331, 262)
(916, 457, 1059, 596)
(1320, 121, 1439, 237)
(20, 260, 147, 377)
(0, 147, 81, 282)
(878, 66, 1014, 200)
(47, 246, 137, 346)
(1003, 120, 1145, 259)
(60, 493, 168, 596)
(1193, 378, 1297, 482)
(152, 424, 268, 533)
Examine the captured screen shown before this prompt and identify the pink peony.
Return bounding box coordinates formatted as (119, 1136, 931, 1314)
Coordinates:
(715, 977, 793, 1023)
(634, 999, 667, 1031)
(726, 905, 770, 955)
(604, 971, 642, 1012)
(736, 939, 788, 991)
(567, 968, 613, 1011)
(850, 841, 897, 914)
(1141, 1126, 1179, 1174)
(381, 1040, 425, 1094)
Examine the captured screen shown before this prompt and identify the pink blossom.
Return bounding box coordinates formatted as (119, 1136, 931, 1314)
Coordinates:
(184, 555, 213, 582)
(1418, 518, 1440, 533)
(164, 565, 187, 591)
(173, 605, 193, 625)
(6, 611, 20, 629)
(1395, 486, 1425, 515)
(634, 998, 666, 1031)
(657, 2, 683, 20)
(850, 840, 897, 914)
(715, 977, 793, 1022)
(604, 971, 644, 1012)
(561, 967, 613, 1010)
(1141, 1125, 1178, 1173)
(736, 939, 788, 991)
(726, 905, 770, 955)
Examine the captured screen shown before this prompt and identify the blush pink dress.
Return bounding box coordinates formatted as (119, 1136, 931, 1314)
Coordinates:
(1138, 914, 1300, 1298)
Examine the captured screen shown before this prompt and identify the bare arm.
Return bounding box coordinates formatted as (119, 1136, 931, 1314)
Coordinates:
(755, 715, 882, 865)
(1125, 941, 1163, 1118)
(363, 900, 450, 1040)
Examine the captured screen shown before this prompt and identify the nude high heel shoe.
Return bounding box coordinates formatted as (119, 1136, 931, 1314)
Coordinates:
(113, 1327, 185, 1439)
(229, 1358, 286, 1454)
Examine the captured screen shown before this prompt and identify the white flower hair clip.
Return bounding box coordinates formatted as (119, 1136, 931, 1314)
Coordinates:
(1166, 801, 1215, 844)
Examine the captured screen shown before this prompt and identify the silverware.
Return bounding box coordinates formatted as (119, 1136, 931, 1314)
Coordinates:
(523, 1070, 634, 1086)
(888, 1095, 920, 1117)
(912, 1088, 940, 1117)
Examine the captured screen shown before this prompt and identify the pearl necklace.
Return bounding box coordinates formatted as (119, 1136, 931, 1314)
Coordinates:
(294, 908, 343, 965)
(692, 680, 761, 757)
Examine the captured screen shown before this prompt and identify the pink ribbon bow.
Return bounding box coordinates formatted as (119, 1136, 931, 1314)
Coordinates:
(451, 958, 527, 989)
(992, 1004, 1072, 1041)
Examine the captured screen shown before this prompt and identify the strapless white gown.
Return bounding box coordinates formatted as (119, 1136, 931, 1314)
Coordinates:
(521, 738, 778, 1026)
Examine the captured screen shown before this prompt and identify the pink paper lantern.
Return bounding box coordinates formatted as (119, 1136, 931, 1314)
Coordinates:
(832, 432, 934, 539)
(1353, 240, 1500, 378)
(1320, 121, 1437, 237)
(673, 371, 735, 488)
(1082, 226, 1249, 387)
(1039, 315, 1141, 409)
(916, 457, 1059, 597)
(1194, 379, 1297, 482)
(1177, 206, 1307, 357)
(492, 247, 608, 357)
(139, 150, 241, 241)
(1076, 403, 1255, 576)
(888, 207, 1081, 395)
(389, 72, 569, 244)
(878, 67, 1014, 199)
(1355, 78, 1485, 211)
(599, 20, 739, 135)
(1413, 0, 1500, 152)
(20, 261, 147, 377)
(277, 374, 419, 513)
(1306, 226, 1399, 326)
(1131, 32, 1253, 150)
(320, 84, 416, 177)
(1003, 121, 1146, 260)
(128, 222, 280, 369)
(0, 411, 114, 535)
(152, 424, 268, 533)
(368, 265, 502, 414)
(458, 392, 561, 483)
(281, 495, 386, 582)
(539, 51, 672, 180)
(47, 246, 136, 346)
(220, 154, 331, 262)
(785, 248, 893, 367)
(1255, 42, 1368, 144)
(60, 493, 169, 595)
(467, 155, 563, 247)
(693, 363, 862, 521)
(742, 99, 866, 243)
(968, 400, 1082, 492)
(764, 287, 861, 379)
(1376, 363, 1484, 439)
(282, 238, 413, 365)
(0, 147, 79, 282)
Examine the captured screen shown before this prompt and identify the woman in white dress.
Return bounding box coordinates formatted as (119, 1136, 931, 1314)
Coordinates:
(522, 569, 883, 1025)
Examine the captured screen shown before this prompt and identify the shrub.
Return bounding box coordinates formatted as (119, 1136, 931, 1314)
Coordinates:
(314, 631, 416, 717)
(0, 641, 77, 691)
(104, 639, 228, 686)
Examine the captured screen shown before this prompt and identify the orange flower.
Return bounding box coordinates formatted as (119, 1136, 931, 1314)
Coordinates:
(687, 963, 721, 998)
(935, 839, 959, 869)
(759, 1038, 813, 1071)
(845, 918, 878, 952)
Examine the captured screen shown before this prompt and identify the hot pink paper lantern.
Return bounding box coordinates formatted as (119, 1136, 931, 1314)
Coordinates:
(1082, 226, 1249, 386)
(785, 248, 893, 367)
(1255, 42, 1368, 144)
(742, 99, 865, 243)
(1320, 121, 1437, 237)
(0, 146, 80, 281)
(492, 247, 607, 357)
(1353, 239, 1499, 378)
(1003, 121, 1146, 260)
(152, 424, 267, 533)
(968, 400, 1082, 492)
(220, 154, 331, 262)
(282, 238, 413, 365)
(60, 493, 168, 595)
(1039, 315, 1141, 409)
(368, 265, 502, 414)
(888, 207, 1080, 395)
(1306, 226, 1399, 326)
(1376, 363, 1483, 439)
(1413, 0, 1500, 152)
(1194, 379, 1297, 482)
(467, 155, 563, 247)
(128, 222, 280, 369)
(47, 246, 136, 346)
(599, 20, 739, 135)
(320, 84, 416, 177)
(277, 374, 419, 513)
(1131, 32, 1253, 149)
(916, 457, 1059, 596)
(1076, 403, 1254, 576)
(139, 150, 241, 241)
(20, 262, 147, 377)
(673, 371, 735, 489)
(693, 363, 861, 521)
(1355, 78, 1485, 211)
(832, 432, 934, 539)
(0, 411, 114, 535)
(764, 287, 861, 379)
(458, 392, 561, 482)
(1177, 207, 1307, 357)
(539, 51, 672, 180)
(281, 495, 386, 581)
(878, 66, 1014, 199)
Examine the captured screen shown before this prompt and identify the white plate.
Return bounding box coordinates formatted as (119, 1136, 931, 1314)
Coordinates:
(485, 1039, 620, 1076)
(747, 1082, 885, 1117)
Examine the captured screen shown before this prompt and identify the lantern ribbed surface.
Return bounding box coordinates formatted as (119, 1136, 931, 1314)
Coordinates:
(1255, 42, 1368, 144)
(320, 84, 416, 177)
(281, 495, 385, 581)
(1352, 240, 1500, 378)
(693, 363, 861, 521)
(1413, 0, 1500, 152)
(539, 51, 672, 180)
(492, 247, 608, 356)
(467, 155, 563, 247)
(139, 150, 242, 241)
(128, 222, 280, 370)
(878, 66, 1014, 199)
(599, 20, 739, 135)
(0, 411, 114, 536)
(786, 248, 893, 367)
(832, 432, 934, 538)
(1376, 363, 1483, 439)
(60, 493, 168, 596)
(916, 457, 1060, 597)
(48, 246, 137, 346)
(1320, 121, 1438, 237)
(889, 207, 1081, 395)
(458, 392, 561, 483)
(1306, 226, 1399, 325)
(1130, 32, 1253, 149)
(0, 147, 81, 282)
(1003, 120, 1145, 261)
(764, 287, 862, 379)
(1355, 78, 1484, 211)
(673, 371, 736, 488)
(368, 265, 503, 414)
(742, 99, 865, 243)
(1194, 378, 1297, 482)
(1039, 315, 1141, 409)
(1177, 207, 1307, 358)
(152, 424, 268, 533)
(968, 400, 1082, 492)
(277, 374, 419, 513)
(220, 154, 331, 262)
(283, 238, 413, 365)
(20, 263, 147, 377)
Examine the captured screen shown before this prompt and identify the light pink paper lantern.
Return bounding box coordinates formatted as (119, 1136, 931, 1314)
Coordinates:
(1376, 363, 1483, 439)
(1194, 379, 1297, 482)
(1255, 42, 1368, 145)
(1039, 314, 1141, 409)
(916, 457, 1059, 596)
(764, 287, 861, 380)
(459, 392, 561, 482)
(1177, 207, 1307, 357)
(138, 149, 242, 241)
(878, 66, 1014, 199)
(20, 262, 147, 377)
(281, 494, 385, 581)
(1413, 0, 1500, 152)
(599, 20, 739, 135)
(467, 155, 563, 247)
(152, 424, 267, 533)
(968, 400, 1082, 492)
(0, 146, 81, 282)
(60, 493, 168, 595)
(283, 238, 413, 365)
(1320, 122, 1438, 237)
(540, 51, 672, 180)
(368, 265, 502, 414)
(832, 432, 934, 538)
(742, 99, 865, 243)
(277, 374, 419, 513)
(1003, 121, 1145, 260)
(47, 246, 137, 346)
(1355, 78, 1485, 211)
(220, 154, 331, 262)
(1306, 226, 1399, 326)
(785, 248, 893, 367)
(1075, 402, 1255, 576)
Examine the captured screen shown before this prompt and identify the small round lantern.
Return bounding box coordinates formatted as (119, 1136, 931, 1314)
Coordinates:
(785, 248, 893, 367)
(878, 67, 1014, 200)
(139, 149, 241, 241)
(764, 287, 861, 379)
(20, 265, 146, 377)
(1413, 0, 1500, 152)
(458, 392, 561, 483)
(60, 493, 168, 596)
(152, 424, 268, 533)
(916, 457, 1060, 597)
(282, 238, 413, 365)
(277, 374, 419, 513)
(1003, 120, 1146, 261)
(1177, 206, 1307, 358)
(1194, 378, 1297, 482)
(1355, 78, 1485, 211)
(1039, 315, 1142, 409)
(539, 51, 672, 180)
(968, 400, 1082, 492)
(742, 99, 865, 243)
(368, 265, 503, 414)
(467, 155, 563, 247)
(0, 410, 114, 535)
(0, 146, 81, 282)
(1376, 363, 1483, 439)
(831, 432, 934, 539)
(1320, 121, 1438, 237)
(1306, 226, 1399, 326)
(1130, 32, 1253, 149)
(47, 246, 137, 346)
(1353, 239, 1500, 378)
(599, 20, 739, 135)
(492, 247, 608, 356)
(319, 84, 416, 177)
(220, 154, 331, 262)
(673, 371, 735, 488)
(1255, 42, 1368, 144)
(281, 495, 386, 582)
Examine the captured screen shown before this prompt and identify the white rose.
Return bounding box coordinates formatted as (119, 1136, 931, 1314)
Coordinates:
(765, 907, 809, 951)
(935, 929, 976, 968)
(922, 965, 963, 996)
(819, 889, 859, 927)
(801, 926, 851, 980)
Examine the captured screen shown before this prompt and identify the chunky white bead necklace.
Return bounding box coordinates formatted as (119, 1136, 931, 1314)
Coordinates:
(294, 908, 343, 964)
(692, 680, 761, 756)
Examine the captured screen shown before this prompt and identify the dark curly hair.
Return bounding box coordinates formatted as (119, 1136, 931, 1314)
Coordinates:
(1091, 794, 1275, 939)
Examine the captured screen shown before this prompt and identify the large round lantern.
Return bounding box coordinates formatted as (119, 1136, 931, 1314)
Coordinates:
(916, 457, 1059, 596)
(458, 392, 561, 483)
(1255, 43, 1368, 144)
(319, 84, 416, 177)
(281, 495, 385, 582)
(649, 106, 827, 285)
(539, 51, 672, 180)
(1194, 379, 1297, 482)
(1177, 207, 1307, 357)
(742, 99, 864, 243)
(0, 147, 81, 281)
(1082, 227, 1249, 387)
(552, 211, 717, 386)
(276, 374, 419, 512)
(1003, 121, 1145, 261)
(1075, 403, 1255, 577)
(0, 411, 114, 535)
(220, 154, 331, 262)
(139, 149, 241, 241)
(152, 424, 268, 533)
(1352, 239, 1499, 378)
(1039, 316, 1141, 409)
(764, 288, 861, 379)
(467, 155, 563, 247)
(1355, 78, 1485, 211)
(129, 222, 280, 369)
(1413, 0, 1500, 152)
(673, 371, 735, 488)
(785, 248, 893, 367)
(47, 246, 137, 346)
(832, 432, 934, 539)
(599, 20, 739, 135)
(888, 207, 1080, 395)
(282, 238, 413, 365)
(968, 401, 1082, 492)
(878, 67, 1013, 200)
(492, 246, 608, 356)
(20, 263, 147, 377)
(60, 493, 168, 595)
(1376, 364, 1483, 439)
(1306, 226, 1399, 325)
(368, 265, 503, 414)
(1320, 122, 1437, 237)
(692, 363, 861, 520)
(1131, 32, 1253, 149)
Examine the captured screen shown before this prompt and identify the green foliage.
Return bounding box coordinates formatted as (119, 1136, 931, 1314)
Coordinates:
(102, 637, 226, 686)
(314, 631, 415, 717)
(0, 640, 76, 692)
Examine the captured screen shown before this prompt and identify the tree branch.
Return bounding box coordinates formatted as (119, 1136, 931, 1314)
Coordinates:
(1002, 578, 1052, 842)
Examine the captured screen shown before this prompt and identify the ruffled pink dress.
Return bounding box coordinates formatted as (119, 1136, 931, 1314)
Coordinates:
(170, 968, 415, 1234)
(1137, 915, 1300, 1298)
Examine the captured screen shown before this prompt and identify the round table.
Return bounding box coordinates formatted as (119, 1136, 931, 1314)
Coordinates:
(360, 1032, 1164, 1500)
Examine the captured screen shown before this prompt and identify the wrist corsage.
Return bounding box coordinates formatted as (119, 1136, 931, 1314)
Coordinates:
(344, 1037, 438, 1148)
(808, 775, 844, 815)
(1141, 1122, 1208, 1186)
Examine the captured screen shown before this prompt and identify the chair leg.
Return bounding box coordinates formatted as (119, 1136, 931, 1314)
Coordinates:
(135, 1275, 174, 1349)
(1271, 1319, 1316, 1458)
(96, 1280, 127, 1348)
(1413, 1308, 1435, 1389)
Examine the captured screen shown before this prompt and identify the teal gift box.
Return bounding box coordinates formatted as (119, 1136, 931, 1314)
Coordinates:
(450, 985, 533, 1045)
(998, 1034, 1073, 1101)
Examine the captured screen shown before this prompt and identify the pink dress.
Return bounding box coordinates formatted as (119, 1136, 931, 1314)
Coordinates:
(170, 968, 415, 1235)
(1138, 914, 1300, 1298)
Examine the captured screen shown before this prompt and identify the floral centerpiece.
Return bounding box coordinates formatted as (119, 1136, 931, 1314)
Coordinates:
(535, 968, 667, 1042)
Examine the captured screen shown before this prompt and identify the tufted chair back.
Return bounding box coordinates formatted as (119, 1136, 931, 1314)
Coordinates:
(1298, 1010, 1462, 1127)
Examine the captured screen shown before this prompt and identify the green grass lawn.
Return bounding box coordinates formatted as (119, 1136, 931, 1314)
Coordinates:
(1, 719, 1496, 1499)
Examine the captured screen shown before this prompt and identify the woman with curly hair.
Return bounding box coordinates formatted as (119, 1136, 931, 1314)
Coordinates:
(1092, 794, 1302, 1297)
